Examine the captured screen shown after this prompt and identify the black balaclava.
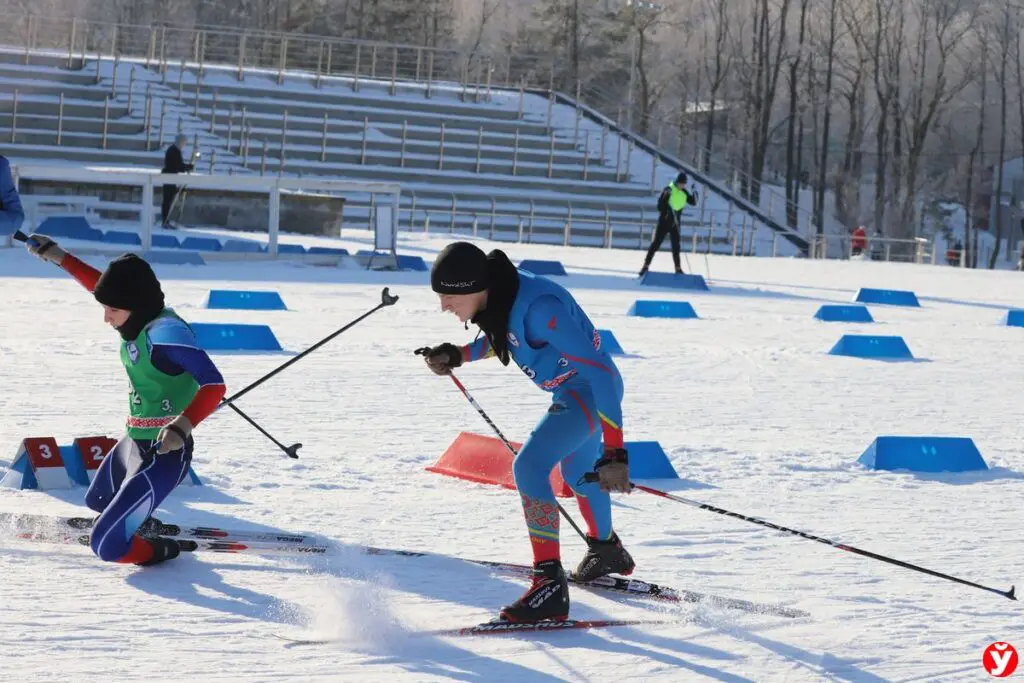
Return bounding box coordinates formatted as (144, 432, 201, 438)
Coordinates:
(92, 253, 166, 341)
(430, 242, 520, 366)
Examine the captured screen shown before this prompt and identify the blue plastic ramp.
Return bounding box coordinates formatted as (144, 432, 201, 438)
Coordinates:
(814, 304, 874, 323)
(190, 323, 282, 351)
(640, 271, 709, 291)
(855, 287, 920, 307)
(829, 334, 913, 360)
(205, 290, 287, 311)
(143, 250, 205, 265)
(1005, 310, 1024, 327)
(519, 259, 567, 276)
(223, 239, 262, 253)
(181, 236, 222, 252)
(624, 441, 679, 479)
(151, 234, 182, 249)
(628, 300, 698, 319)
(596, 329, 624, 355)
(272, 243, 307, 254)
(308, 246, 350, 256)
(102, 230, 142, 246)
(37, 216, 103, 242)
(397, 254, 429, 271)
(858, 436, 987, 473)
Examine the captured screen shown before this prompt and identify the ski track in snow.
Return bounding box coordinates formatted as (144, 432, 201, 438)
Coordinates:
(0, 232, 1021, 682)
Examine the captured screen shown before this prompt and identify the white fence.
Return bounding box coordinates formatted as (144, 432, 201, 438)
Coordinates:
(10, 163, 401, 256)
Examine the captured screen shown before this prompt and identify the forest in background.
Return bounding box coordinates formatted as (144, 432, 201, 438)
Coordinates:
(4, 0, 1024, 267)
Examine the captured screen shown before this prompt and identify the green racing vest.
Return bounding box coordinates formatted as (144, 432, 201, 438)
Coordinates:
(122, 310, 199, 439)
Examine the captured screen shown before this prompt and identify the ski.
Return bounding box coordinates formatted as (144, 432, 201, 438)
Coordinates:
(9, 528, 328, 556)
(433, 617, 666, 637)
(0, 512, 323, 547)
(274, 618, 665, 643)
(362, 546, 808, 619)
(0, 513, 807, 618)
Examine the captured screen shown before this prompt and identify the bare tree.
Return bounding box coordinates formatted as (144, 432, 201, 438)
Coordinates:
(869, 0, 902, 239)
(989, 0, 1014, 266)
(783, 0, 810, 228)
(834, 0, 871, 228)
(891, 0, 976, 247)
(812, 0, 838, 235)
(734, 0, 792, 203)
(700, 0, 732, 174)
(1017, 8, 1024, 268)
(962, 31, 989, 269)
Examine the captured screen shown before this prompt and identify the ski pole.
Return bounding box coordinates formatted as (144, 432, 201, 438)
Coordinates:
(16, 231, 394, 458)
(12, 229, 39, 248)
(414, 348, 589, 544)
(222, 403, 300, 459)
(447, 370, 590, 544)
(585, 475, 1016, 601)
(221, 286, 399, 407)
(212, 287, 399, 456)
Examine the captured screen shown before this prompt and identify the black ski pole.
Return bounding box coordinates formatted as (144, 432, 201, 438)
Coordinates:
(222, 287, 399, 407)
(584, 475, 1016, 601)
(415, 348, 589, 544)
(13, 230, 38, 248)
(223, 403, 300, 459)
(17, 229, 392, 460)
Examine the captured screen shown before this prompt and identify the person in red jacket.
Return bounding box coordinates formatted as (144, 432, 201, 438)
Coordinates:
(851, 226, 867, 256)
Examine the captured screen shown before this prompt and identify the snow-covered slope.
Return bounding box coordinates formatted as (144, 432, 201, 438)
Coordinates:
(0, 233, 1020, 682)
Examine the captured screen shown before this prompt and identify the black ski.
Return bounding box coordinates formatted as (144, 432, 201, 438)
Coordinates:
(275, 617, 666, 643)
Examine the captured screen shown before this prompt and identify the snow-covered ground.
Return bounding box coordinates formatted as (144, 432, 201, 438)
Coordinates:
(1, 233, 1022, 682)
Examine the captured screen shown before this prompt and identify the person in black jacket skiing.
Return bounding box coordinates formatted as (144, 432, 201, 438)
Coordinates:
(161, 134, 194, 229)
(639, 172, 698, 277)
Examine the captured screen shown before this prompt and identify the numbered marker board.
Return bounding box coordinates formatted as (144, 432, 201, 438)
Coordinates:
(72, 436, 117, 484)
(0, 437, 72, 490)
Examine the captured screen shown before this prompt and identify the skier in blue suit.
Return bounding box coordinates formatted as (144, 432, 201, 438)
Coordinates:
(419, 241, 634, 623)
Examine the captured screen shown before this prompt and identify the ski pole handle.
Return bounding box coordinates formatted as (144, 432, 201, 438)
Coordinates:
(12, 229, 40, 249)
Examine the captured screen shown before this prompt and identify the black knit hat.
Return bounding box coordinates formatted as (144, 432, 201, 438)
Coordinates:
(431, 241, 489, 294)
(675, 172, 688, 185)
(93, 253, 165, 312)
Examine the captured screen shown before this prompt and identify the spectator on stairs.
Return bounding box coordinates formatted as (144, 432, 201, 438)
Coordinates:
(161, 134, 194, 230)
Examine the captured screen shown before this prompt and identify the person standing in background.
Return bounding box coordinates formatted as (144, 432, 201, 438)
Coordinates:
(161, 134, 194, 229)
(639, 172, 698, 277)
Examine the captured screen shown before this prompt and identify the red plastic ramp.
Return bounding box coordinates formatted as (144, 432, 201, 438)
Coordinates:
(427, 431, 574, 498)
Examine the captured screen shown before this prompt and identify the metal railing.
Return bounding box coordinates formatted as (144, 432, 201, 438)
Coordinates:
(0, 12, 868, 260)
(0, 15, 499, 98)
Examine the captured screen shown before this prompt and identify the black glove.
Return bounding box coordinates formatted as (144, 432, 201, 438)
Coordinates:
(594, 447, 630, 493)
(687, 190, 699, 206)
(414, 344, 463, 376)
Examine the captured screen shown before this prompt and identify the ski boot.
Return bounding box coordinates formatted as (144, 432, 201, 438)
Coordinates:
(499, 559, 570, 623)
(137, 516, 167, 537)
(137, 536, 181, 567)
(571, 532, 635, 583)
